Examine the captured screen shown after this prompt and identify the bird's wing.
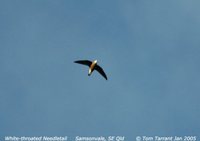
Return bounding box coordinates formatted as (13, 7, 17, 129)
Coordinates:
(95, 65, 108, 80)
(74, 60, 92, 67)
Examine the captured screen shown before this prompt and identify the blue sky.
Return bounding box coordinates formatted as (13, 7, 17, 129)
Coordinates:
(0, 0, 200, 140)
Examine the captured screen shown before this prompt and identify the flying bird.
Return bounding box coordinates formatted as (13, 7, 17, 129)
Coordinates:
(74, 60, 107, 80)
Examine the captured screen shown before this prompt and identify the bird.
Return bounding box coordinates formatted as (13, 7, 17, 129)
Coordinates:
(74, 59, 107, 80)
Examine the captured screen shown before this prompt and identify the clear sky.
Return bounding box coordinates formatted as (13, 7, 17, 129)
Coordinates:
(0, 0, 200, 140)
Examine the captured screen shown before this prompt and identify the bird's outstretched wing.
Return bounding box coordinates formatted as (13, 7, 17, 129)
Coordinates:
(74, 60, 92, 66)
(95, 65, 108, 80)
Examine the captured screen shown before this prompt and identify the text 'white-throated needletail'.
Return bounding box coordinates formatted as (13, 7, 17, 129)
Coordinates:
(74, 60, 107, 80)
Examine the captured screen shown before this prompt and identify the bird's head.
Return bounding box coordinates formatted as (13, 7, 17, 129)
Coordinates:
(94, 60, 98, 64)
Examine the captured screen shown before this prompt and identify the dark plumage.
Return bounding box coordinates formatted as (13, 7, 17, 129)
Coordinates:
(74, 59, 107, 80)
